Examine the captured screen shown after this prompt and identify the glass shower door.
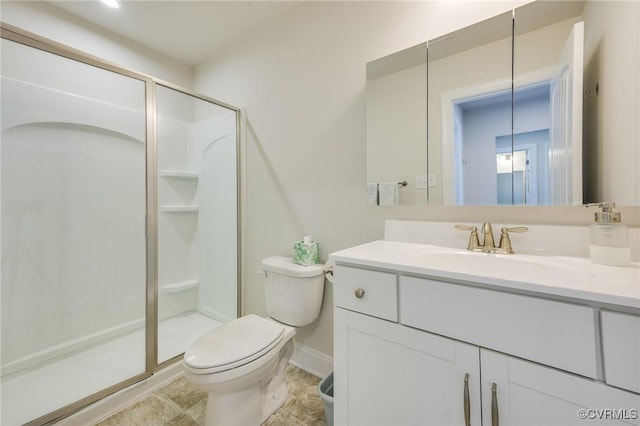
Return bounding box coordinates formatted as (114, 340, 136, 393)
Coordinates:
(1, 38, 148, 425)
(156, 85, 238, 363)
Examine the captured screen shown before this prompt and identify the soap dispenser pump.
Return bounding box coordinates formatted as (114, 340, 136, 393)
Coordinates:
(587, 202, 631, 266)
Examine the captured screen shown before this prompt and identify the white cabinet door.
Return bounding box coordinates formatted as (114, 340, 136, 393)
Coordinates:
(334, 308, 480, 426)
(601, 311, 640, 394)
(480, 349, 640, 426)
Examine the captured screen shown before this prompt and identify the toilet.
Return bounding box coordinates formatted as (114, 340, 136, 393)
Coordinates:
(183, 256, 326, 426)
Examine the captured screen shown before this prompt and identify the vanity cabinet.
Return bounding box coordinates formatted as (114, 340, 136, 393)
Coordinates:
(334, 308, 481, 426)
(334, 264, 640, 426)
(400, 276, 598, 379)
(480, 350, 639, 426)
(601, 311, 640, 394)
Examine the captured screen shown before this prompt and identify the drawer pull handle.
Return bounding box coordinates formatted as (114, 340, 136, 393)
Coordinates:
(463, 373, 471, 426)
(491, 383, 499, 426)
(354, 288, 365, 299)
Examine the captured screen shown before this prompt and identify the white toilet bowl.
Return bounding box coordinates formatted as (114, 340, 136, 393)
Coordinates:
(183, 256, 325, 425)
(183, 314, 296, 426)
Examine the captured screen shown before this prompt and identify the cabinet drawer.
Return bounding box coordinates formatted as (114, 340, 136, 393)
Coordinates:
(400, 276, 598, 379)
(334, 265, 397, 321)
(601, 311, 640, 393)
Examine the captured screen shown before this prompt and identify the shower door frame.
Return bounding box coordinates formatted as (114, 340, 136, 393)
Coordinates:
(1, 23, 242, 426)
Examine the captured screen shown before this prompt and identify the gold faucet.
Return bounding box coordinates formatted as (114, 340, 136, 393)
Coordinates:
(455, 222, 528, 254)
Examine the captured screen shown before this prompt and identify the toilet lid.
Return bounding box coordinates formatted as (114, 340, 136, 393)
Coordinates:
(184, 314, 284, 373)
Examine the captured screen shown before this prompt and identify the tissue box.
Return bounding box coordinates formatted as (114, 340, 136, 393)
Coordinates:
(293, 241, 320, 266)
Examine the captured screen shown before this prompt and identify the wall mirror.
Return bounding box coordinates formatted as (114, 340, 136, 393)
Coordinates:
(366, 0, 640, 207)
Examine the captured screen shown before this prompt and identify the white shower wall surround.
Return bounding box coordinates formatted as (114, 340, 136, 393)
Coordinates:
(1, 75, 147, 372)
(1, 32, 239, 426)
(157, 87, 238, 325)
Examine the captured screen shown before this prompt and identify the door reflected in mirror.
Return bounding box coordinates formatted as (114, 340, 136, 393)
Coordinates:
(445, 78, 558, 206)
(454, 87, 551, 206)
(514, 1, 585, 206)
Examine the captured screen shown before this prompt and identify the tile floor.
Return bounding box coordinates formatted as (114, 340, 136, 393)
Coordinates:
(94, 364, 326, 426)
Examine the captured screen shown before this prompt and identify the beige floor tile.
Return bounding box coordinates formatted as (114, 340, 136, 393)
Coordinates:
(160, 376, 208, 411)
(183, 397, 207, 425)
(95, 365, 326, 426)
(282, 365, 325, 425)
(95, 394, 181, 426)
(263, 408, 307, 426)
(165, 412, 201, 426)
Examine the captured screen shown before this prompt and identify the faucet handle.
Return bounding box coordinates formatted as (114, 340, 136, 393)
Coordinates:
(455, 224, 480, 251)
(503, 226, 529, 233)
(498, 226, 529, 254)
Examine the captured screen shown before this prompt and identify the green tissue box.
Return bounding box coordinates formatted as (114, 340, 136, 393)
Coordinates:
(293, 241, 320, 266)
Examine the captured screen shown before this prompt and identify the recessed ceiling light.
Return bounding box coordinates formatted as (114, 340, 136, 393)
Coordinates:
(99, 0, 121, 9)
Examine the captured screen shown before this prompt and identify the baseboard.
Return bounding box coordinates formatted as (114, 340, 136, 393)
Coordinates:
(55, 360, 183, 426)
(289, 341, 333, 379)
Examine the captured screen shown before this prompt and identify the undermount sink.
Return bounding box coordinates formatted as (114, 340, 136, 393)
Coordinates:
(419, 249, 594, 281)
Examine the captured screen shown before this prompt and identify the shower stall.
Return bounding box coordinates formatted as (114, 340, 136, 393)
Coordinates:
(1, 25, 239, 425)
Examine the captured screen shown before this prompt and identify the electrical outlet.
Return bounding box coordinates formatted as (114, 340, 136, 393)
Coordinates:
(415, 175, 429, 189)
(428, 173, 437, 187)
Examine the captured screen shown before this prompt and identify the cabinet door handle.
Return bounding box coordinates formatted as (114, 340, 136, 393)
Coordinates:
(463, 373, 471, 426)
(354, 288, 365, 299)
(491, 383, 499, 426)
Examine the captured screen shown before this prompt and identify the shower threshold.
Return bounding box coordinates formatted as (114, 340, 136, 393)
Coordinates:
(1, 312, 222, 426)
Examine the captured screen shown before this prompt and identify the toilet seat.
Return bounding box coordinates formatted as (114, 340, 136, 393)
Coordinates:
(184, 314, 284, 374)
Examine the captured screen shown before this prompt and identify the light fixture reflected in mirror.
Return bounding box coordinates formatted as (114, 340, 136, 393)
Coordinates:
(99, 0, 121, 9)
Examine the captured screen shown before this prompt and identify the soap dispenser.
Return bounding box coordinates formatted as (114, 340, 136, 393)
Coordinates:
(588, 202, 631, 266)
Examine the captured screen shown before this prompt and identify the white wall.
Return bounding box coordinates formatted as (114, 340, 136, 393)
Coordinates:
(583, 0, 640, 205)
(0, 1, 193, 88)
(193, 0, 533, 359)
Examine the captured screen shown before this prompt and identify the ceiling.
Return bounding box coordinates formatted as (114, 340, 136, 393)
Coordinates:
(47, 0, 302, 67)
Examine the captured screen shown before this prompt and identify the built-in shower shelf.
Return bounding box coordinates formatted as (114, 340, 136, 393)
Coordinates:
(160, 205, 199, 213)
(159, 170, 199, 180)
(160, 280, 199, 294)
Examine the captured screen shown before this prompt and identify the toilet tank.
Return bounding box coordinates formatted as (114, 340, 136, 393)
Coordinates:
(262, 256, 325, 327)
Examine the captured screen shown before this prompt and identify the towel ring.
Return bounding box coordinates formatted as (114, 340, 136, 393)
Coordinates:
(586, 83, 599, 97)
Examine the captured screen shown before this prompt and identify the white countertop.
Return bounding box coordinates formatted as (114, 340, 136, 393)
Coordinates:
(330, 240, 640, 309)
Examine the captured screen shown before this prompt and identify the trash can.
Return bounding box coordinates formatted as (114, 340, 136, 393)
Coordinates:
(318, 371, 334, 426)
